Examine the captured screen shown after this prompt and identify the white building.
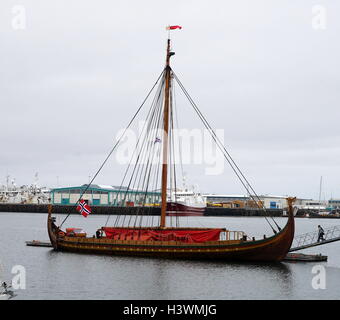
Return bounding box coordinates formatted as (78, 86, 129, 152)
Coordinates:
(203, 193, 327, 210)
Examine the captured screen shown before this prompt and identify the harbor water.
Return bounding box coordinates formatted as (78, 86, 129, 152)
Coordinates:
(1, 212, 340, 300)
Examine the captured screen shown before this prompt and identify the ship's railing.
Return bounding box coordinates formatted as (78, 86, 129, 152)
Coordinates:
(220, 231, 246, 241)
(290, 225, 340, 251)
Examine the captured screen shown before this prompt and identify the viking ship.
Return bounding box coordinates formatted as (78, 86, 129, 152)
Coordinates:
(47, 33, 295, 261)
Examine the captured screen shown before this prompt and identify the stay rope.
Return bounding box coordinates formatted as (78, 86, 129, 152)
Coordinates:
(172, 71, 281, 234)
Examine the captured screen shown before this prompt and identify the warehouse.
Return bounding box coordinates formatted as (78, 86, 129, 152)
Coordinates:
(257, 195, 290, 209)
(51, 184, 161, 206)
(204, 194, 250, 208)
(204, 194, 313, 209)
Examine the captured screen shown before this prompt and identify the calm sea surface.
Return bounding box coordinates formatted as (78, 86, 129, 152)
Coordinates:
(0, 212, 340, 300)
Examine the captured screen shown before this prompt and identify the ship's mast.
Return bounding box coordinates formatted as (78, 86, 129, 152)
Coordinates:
(160, 39, 174, 228)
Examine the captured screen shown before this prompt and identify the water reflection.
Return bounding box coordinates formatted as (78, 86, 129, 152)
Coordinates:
(2, 212, 340, 299)
(41, 250, 294, 299)
(147, 259, 294, 299)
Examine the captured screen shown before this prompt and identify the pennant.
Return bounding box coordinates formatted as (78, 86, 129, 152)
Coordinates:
(76, 199, 91, 218)
(166, 25, 182, 30)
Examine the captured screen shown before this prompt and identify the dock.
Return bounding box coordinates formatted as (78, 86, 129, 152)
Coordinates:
(283, 253, 327, 262)
(1, 203, 283, 217)
(25, 240, 52, 247)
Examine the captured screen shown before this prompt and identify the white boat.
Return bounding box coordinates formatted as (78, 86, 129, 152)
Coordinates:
(167, 182, 206, 216)
(0, 173, 51, 204)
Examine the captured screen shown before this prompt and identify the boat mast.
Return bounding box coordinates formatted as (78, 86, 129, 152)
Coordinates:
(160, 39, 173, 228)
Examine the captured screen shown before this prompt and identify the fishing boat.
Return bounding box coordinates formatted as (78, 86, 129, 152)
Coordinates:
(166, 184, 206, 216)
(47, 31, 295, 261)
(0, 173, 50, 204)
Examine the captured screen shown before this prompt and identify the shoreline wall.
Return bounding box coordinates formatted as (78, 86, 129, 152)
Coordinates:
(0, 203, 337, 218)
(0, 203, 283, 216)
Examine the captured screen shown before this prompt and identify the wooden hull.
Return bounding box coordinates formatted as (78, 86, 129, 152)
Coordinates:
(47, 201, 295, 262)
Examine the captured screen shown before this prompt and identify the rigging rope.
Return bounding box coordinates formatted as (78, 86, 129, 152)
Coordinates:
(59, 69, 165, 228)
(169, 77, 179, 227)
(172, 71, 281, 234)
(108, 74, 165, 228)
(130, 80, 165, 228)
(59, 65, 282, 235)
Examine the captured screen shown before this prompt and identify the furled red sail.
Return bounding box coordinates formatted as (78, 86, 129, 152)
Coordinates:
(102, 227, 222, 243)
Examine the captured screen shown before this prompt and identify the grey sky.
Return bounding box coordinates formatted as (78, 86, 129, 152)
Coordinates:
(0, 0, 339, 200)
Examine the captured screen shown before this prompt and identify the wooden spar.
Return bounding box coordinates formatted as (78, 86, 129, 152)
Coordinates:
(160, 39, 172, 228)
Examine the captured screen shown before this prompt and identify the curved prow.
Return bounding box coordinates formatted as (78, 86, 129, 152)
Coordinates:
(254, 197, 295, 261)
(47, 204, 58, 250)
(277, 197, 296, 259)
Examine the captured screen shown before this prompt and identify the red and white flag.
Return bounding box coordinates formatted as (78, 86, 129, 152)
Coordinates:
(166, 25, 182, 30)
(76, 199, 91, 218)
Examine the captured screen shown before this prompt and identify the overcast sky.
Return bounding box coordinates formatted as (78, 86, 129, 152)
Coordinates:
(1, 0, 339, 200)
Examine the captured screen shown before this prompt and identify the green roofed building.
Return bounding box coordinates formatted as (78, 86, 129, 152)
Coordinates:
(51, 184, 161, 206)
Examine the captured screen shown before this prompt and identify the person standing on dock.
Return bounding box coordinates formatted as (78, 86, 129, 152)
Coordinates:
(317, 225, 325, 242)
